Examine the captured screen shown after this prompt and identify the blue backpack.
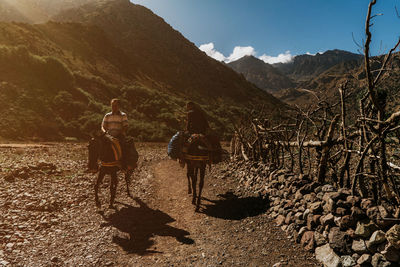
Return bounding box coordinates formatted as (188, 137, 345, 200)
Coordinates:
(168, 132, 184, 160)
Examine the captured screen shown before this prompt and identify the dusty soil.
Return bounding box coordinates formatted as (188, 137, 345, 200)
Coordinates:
(0, 143, 319, 266)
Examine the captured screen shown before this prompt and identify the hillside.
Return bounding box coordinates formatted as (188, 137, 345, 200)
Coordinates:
(273, 49, 363, 82)
(0, 0, 93, 23)
(0, 0, 285, 141)
(227, 55, 295, 93)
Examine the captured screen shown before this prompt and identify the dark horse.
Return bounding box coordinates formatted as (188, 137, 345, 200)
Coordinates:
(88, 134, 136, 208)
(183, 134, 211, 212)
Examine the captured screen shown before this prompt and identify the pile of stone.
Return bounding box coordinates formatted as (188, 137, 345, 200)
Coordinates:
(224, 159, 400, 267)
(3, 161, 59, 182)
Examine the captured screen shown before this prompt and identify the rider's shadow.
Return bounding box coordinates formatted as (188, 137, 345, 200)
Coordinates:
(100, 198, 194, 255)
(201, 191, 269, 220)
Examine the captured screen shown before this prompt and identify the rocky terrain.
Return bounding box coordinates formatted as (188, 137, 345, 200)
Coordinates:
(227, 159, 400, 267)
(0, 143, 319, 266)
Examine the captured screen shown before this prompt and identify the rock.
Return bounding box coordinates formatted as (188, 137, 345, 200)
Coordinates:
(285, 212, 293, 225)
(341, 255, 356, 267)
(369, 231, 387, 246)
(275, 215, 286, 226)
(307, 214, 317, 230)
(346, 195, 360, 207)
(377, 206, 390, 219)
(367, 206, 380, 220)
(314, 231, 328, 246)
(372, 253, 385, 267)
(338, 215, 356, 230)
(296, 226, 308, 243)
(315, 244, 341, 267)
(360, 199, 374, 210)
(304, 193, 317, 203)
(355, 220, 378, 239)
(351, 207, 368, 221)
(322, 184, 335, 193)
(352, 239, 368, 254)
(336, 207, 349, 216)
(329, 227, 351, 254)
(386, 224, 400, 249)
(357, 253, 372, 265)
(381, 243, 400, 262)
(323, 198, 336, 214)
(300, 231, 315, 251)
(310, 201, 322, 214)
(321, 213, 335, 226)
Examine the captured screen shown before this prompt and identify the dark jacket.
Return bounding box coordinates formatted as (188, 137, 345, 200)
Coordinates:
(186, 109, 209, 134)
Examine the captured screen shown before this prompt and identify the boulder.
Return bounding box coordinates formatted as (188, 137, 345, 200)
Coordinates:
(321, 213, 335, 226)
(371, 253, 385, 267)
(381, 243, 400, 262)
(346, 195, 360, 207)
(300, 231, 315, 251)
(357, 253, 372, 265)
(315, 244, 341, 267)
(314, 231, 328, 246)
(329, 227, 351, 254)
(369, 230, 387, 246)
(275, 215, 286, 226)
(360, 198, 374, 210)
(352, 239, 368, 254)
(355, 220, 378, 239)
(341, 255, 356, 267)
(338, 215, 356, 230)
(385, 224, 400, 249)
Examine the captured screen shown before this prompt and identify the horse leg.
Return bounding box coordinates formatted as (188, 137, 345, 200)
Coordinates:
(186, 166, 192, 195)
(196, 164, 205, 211)
(125, 170, 133, 198)
(109, 171, 118, 208)
(191, 166, 198, 206)
(94, 169, 105, 208)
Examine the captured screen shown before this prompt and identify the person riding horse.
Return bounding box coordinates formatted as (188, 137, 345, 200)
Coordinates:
(101, 98, 129, 171)
(186, 101, 209, 135)
(182, 101, 211, 211)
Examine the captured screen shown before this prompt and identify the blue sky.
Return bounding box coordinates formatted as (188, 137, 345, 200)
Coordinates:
(132, 0, 400, 63)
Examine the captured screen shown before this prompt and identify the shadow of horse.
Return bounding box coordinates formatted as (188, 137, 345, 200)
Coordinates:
(201, 191, 269, 220)
(100, 198, 194, 255)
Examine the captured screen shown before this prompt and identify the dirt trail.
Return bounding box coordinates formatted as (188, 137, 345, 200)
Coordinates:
(0, 144, 319, 266)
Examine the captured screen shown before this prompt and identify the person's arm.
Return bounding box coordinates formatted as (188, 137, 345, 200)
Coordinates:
(121, 113, 128, 136)
(101, 114, 108, 133)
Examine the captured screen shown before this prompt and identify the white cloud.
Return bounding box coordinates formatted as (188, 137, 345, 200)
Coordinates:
(198, 43, 295, 64)
(226, 46, 256, 63)
(259, 50, 294, 64)
(199, 43, 226, 62)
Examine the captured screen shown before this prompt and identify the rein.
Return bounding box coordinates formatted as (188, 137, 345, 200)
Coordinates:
(184, 154, 209, 161)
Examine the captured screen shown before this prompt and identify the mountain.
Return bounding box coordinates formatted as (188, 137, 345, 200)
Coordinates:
(273, 49, 363, 82)
(0, 0, 285, 141)
(227, 55, 295, 93)
(0, 0, 94, 23)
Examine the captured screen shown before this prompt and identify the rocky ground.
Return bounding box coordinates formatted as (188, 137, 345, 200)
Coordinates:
(0, 143, 319, 266)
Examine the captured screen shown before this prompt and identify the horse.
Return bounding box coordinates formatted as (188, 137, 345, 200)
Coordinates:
(183, 134, 212, 212)
(88, 134, 136, 208)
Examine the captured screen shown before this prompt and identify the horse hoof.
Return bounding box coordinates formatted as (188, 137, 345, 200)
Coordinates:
(195, 207, 200, 212)
(188, 190, 192, 195)
(191, 199, 196, 205)
(95, 200, 101, 208)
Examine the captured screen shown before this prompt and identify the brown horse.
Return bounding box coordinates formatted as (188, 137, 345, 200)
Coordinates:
(183, 134, 211, 212)
(88, 134, 135, 208)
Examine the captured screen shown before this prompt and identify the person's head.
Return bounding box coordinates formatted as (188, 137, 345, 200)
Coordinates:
(186, 101, 195, 111)
(111, 98, 120, 113)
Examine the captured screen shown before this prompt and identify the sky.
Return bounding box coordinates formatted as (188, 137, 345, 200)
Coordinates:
(131, 0, 400, 64)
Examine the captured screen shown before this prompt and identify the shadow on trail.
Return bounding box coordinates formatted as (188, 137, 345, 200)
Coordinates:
(201, 191, 269, 220)
(100, 198, 194, 255)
